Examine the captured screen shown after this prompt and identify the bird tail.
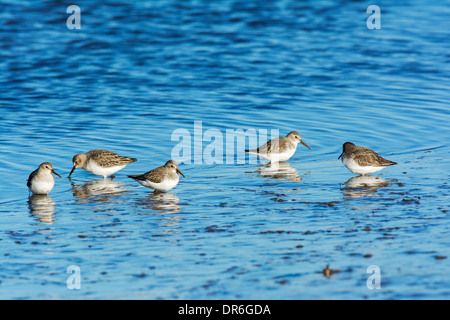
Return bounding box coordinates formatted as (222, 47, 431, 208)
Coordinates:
(128, 174, 146, 181)
(383, 160, 397, 166)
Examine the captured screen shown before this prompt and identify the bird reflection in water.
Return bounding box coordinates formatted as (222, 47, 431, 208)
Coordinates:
(256, 161, 303, 182)
(342, 175, 393, 199)
(137, 192, 181, 214)
(137, 193, 181, 231)
(71, 178, 127, 203)
(28, 194, 55, 224)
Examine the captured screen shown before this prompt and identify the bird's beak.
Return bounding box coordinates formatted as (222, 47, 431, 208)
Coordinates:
(338, 152, 343, 160)
(177, 169, 185, 178)
(52, 169, 62, 178)
(68, 166, 76, 178)
(300, 140, 311, 150)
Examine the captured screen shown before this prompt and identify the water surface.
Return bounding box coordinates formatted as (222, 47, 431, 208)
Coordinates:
(0, 0, 449, 299)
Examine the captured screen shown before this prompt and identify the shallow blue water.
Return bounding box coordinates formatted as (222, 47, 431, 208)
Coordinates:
(0, 0, 449, 299)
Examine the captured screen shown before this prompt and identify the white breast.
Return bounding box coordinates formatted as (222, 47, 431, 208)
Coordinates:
(342, 157, 384, 175)
(269, 148, 296, 162)
(139, 176, 180, 192)
(252, 147, 296, 162)
(85, 161, 126, 178)
(29, 180, 55, 195)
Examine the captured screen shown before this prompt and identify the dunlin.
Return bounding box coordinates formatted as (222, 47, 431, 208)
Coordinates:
(128, 160, 185, 193)
(245, 131, 310, 162)
(27, 162, 61, 195)
(338, 142, 397, 175)
(68, 149, 137, 179)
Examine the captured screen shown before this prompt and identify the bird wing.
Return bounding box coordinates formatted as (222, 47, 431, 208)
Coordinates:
(256, 138, 281, 154)
(354, 147, 397, 167)
(129, 166, 165, 183)
(27, 169, 37, 188)
(87, 150, 137, 168)
(260, 140, 272, 154)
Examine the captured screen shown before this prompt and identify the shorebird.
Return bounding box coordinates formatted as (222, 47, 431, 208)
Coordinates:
(245, 131, 310, 162)
(128, 160, 185, 193)
(27, 162, 61, 195)
(338, 142, 397, 175)
(68, 149, 137, 179)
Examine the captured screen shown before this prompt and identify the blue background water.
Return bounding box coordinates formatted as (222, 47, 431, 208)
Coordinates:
(0, 0, 449, 299)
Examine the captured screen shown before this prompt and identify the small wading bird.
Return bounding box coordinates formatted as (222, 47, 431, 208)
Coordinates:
(27, 162, 62, 195)
(128, 160, 185, 194)
(245, 131, 311, 163)
(68, 149, 137, 179)
(338, 142, 397, 175)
